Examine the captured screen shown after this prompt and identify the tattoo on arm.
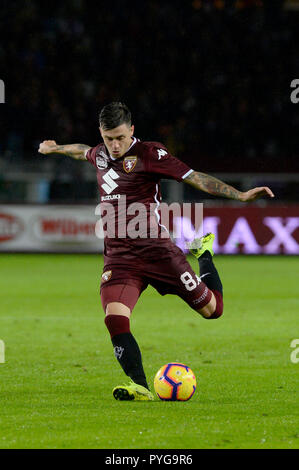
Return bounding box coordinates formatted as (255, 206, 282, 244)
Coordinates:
(185, 171, 243, 201)
(55, 144, 91, 160)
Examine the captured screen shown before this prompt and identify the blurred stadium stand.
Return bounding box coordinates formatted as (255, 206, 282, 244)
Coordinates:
(0, 0, 298, 204)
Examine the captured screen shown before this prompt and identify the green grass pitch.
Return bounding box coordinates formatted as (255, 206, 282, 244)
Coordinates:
(0, 253, 298, 449)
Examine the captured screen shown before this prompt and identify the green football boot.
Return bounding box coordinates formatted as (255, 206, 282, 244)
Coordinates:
(187, 232, 215, 258)
(113, 381, 154, 401)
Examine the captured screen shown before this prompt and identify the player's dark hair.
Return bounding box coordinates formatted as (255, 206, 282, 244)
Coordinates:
(99, 102, 132, 130)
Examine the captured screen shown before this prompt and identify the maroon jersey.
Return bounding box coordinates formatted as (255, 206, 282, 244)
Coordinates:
(85, 137, 193, 264)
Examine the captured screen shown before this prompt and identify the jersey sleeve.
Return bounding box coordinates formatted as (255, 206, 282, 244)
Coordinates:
(85, 147, 97, 167)
(144, 143, 193, 182)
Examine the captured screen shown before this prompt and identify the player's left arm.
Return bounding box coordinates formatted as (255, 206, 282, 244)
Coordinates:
(184, 171, 274, 202)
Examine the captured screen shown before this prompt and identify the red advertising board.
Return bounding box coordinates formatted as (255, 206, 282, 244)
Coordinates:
(174, 206, 299, 255)
(0, 205, 298, 255)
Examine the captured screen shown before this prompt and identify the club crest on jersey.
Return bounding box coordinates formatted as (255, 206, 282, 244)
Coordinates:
(123, 156, 137, 173)
(102, 270, 112, 282)
(96, 151, 109, 170)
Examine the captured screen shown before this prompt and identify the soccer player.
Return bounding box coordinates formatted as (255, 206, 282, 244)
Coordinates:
(39, 102, 274, 401)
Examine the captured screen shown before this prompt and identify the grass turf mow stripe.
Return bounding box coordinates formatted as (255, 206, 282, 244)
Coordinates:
(0, 254, 298, 449)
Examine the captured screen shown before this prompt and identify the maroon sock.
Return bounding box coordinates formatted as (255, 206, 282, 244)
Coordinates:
(104, 314, 130, 338)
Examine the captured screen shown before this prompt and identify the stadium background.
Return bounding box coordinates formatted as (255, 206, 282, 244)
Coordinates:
(0, 0, 298, 254)
(0, 0, 299, 452)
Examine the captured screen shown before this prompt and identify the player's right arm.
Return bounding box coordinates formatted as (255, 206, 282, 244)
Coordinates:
(38, 140, 90, 161)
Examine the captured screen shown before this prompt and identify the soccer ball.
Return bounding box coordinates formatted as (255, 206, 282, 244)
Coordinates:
(154, 363, 196, 401)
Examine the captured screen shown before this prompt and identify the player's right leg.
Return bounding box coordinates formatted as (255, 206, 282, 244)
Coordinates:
(101, 278, 154, 401)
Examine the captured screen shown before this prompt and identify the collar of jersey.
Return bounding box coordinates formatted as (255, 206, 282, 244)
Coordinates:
(108, 136, 139, 161)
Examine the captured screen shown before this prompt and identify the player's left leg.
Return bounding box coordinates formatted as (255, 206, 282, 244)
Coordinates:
(147, 235, 223, 319)
(187, 233, 223, 319)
